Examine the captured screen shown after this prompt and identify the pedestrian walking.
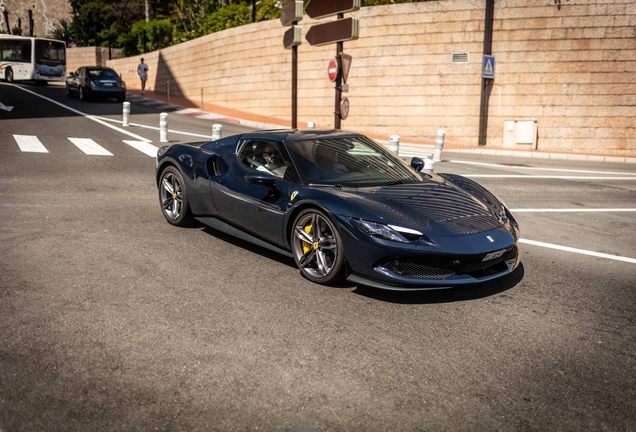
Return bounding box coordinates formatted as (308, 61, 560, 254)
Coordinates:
(137, 58, 149, 95)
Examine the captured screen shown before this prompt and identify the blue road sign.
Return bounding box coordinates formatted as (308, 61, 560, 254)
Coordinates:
(483, 55, 495, 79)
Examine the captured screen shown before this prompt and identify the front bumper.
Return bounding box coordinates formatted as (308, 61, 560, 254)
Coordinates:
(335, 214, 520, 290)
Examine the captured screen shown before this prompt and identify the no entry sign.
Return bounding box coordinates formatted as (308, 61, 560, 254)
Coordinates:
(328, 58, 338, 82)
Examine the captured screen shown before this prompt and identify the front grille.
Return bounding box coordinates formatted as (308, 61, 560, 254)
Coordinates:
(383, 246, 517, 280)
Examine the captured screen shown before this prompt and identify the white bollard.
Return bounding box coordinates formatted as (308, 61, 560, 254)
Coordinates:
(307, 122, 315, 129)
(160, 112, 168, 143)
(433, 129, 445, 162)
(389, 135, 400, 155)
(212, 124, 222, 140)
(423, 157, 435, 173)
(122, 101, 130, 127)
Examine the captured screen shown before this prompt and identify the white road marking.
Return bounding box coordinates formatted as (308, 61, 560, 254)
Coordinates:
(68, 138, 113, 156)
(449, 160, 636, 176)
(10, 85, 152, 143)
(465, 175, 636, 180)
(519, 238, 636, 264)
(14, 135, 48, 153)
(122, 140, 159, 157)
(511, 208, 636, 213)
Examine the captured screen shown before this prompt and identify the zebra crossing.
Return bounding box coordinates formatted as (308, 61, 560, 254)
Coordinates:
(12, 134, 159, 157)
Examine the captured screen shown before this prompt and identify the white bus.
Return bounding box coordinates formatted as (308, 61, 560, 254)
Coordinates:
(0, 35, 66, 84)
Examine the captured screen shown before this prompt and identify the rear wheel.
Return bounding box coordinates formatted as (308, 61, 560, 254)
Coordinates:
(291, 208, 345, 284)
(65, 84, 71, 96)
(79, 86, 86, 101)
(159, 166, 193, 227)
(5, 68, 14, 83)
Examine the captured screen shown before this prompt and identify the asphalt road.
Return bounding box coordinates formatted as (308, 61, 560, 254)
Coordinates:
(1, 82, 635, 432)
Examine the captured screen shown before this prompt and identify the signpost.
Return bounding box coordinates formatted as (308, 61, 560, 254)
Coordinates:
(306, 0, 360, 19)
(281, 0, 303, 129)
(304, 17, 359, 47)
(305, 0, 360, 129)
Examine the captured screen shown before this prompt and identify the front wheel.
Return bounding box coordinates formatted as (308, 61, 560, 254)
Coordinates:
(159, 166, 193, 226)
(65, 84, 71, 97)
(291, 208, 345, 284)
(79, 86, 86, 101)
(6, 68, 14, 83)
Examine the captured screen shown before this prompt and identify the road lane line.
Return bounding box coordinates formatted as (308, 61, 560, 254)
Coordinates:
(122, 140, 159, 157)
(68, 138, 113, 156)
(14, 135, 48, 153)
(9, 84, 152, 143)
(511, 208, 636, 213)
(465, 175, 636, 180)
(449, 160, 636, 176)
(519, 238, 636, 264)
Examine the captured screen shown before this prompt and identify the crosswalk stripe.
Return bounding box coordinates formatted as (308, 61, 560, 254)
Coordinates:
(68, 138, 113, 156)
(122, 140, 159, 157)
(14, 135, 49, 153)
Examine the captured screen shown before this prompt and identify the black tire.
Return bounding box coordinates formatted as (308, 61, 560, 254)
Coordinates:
(6, 68, 14, 83)
(159, 166, 193, 227)
(79, 86, 86, 101)
(291, 208, 345, 284)
(65, 84, 71, 97)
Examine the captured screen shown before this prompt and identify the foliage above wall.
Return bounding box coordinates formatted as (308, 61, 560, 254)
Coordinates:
(48, 0, 436, 56)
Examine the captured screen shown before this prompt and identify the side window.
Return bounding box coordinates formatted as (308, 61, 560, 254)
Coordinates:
(237, 140, 299, 181)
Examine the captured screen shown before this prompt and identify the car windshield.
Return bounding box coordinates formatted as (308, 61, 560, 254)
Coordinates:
(284, 135, 422, 187)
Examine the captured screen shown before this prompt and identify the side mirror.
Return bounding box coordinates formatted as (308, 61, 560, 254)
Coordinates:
(244, 172, 276, 188)
(410, 157, 424, 173)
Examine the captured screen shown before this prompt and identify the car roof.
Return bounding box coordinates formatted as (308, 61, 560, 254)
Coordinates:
(239, 129, 363, 142)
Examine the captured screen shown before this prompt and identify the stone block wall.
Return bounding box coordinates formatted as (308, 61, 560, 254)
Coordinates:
(67, 47, 122, 75)
(106, 0, 636, 155)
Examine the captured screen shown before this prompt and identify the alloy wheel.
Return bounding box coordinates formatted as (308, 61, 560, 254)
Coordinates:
(292, 211, 341, 281)
(160, 171, 184, 220)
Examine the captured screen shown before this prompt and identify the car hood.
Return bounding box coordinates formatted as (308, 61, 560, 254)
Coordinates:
(325, 175, 506, 237)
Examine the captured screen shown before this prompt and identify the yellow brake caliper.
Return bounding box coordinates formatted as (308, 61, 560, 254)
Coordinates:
(302, 223, 312, 254)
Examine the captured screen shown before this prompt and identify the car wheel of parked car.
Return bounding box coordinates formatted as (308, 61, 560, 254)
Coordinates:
(6, 68, 13, 83)
(159, 166, 193, 227)
(65, 84, 71, 97)
(291, 208, 345, 284)
(79, 86, 86, 101)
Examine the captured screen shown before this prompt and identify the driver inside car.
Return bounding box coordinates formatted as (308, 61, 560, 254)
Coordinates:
(257, 144, 287, 178)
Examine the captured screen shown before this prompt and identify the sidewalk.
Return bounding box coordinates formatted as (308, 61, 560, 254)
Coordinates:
(125, 90, 636, 164)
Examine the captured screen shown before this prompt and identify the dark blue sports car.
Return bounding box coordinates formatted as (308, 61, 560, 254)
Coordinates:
(156, 130, 520, 290)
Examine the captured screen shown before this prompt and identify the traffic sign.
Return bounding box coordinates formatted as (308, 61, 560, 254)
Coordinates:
(328, 58, 338, 82)
(305, 17, 359, 46)
(340, 97, 350, 120)
(340, 53, 352, 83)
(283, 25, 302, 49)
(280, 0, 303, 26)
(483, 55, 495, 79)
(306, 0, 361, 20)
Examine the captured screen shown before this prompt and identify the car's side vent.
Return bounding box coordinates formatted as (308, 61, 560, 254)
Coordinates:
(451, 52, 469, 64)
(206, 155, 223, 177)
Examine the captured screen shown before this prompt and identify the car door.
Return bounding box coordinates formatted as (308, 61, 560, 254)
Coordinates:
(210, 139, 297, 247)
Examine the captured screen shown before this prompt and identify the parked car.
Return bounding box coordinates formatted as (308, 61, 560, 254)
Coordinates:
(155, 130, 521, 290)
(66, 66, 126, 102)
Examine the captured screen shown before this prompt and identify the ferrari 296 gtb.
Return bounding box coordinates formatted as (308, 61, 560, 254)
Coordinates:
(155, 130, 520, 290)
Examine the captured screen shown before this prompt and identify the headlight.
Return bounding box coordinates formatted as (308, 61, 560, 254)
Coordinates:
(352, 219, 423, 243)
